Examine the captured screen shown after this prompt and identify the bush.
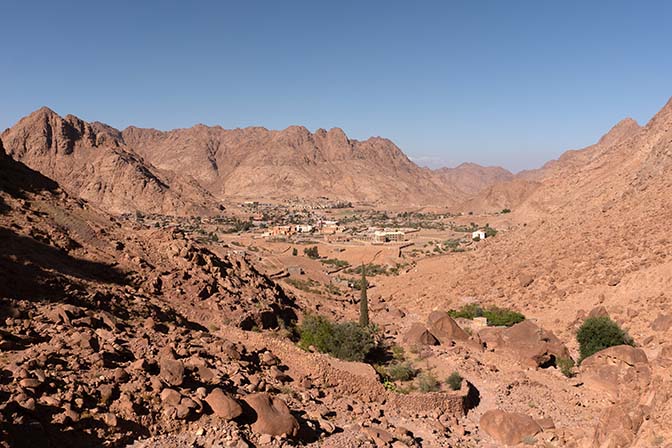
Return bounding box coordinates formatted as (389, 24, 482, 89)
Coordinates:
(292, 248, 298, 256)
(447, 304, 525, 327)
(501, 208, 511, 214)
(417, 372, 440, 392)
(304, 246, 320, 259)
(320, 258, 350, 268)
(483, 307, 525, 327)
(383, 362, 417, 382)
(345, 263, 389, 276)
(556, 357, 575, 378)
(447, 303, 484, 320)
(446, 371, 463, 391)
(483, 224, 498, 237)
(298, 314, 375, 362)
(577, 316, 634, 362)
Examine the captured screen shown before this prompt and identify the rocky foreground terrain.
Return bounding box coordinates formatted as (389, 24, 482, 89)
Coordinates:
(0, 139, 477, 448)
(2, 96, 672, 448)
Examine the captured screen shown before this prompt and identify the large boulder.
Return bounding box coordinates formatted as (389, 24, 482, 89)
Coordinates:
(159, 357, 185, 386)
(478, 320, 569, 368)
(403, 322, 439, 346)
(592, 404, 645, 448)
(657, 344, 672, 368)
(205, 388, 242, 420)
(480, 409, 542, 446)
(427, 311, 469, 343)
(244, 393, 299, 437)
(651, 314, 672, 332)
(580, 345, 650, 400)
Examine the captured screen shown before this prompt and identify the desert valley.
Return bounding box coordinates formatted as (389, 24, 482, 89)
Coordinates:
(1, 95, 672, 448)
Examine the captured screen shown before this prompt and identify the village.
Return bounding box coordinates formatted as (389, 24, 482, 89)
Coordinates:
(117, 200, 509, 320)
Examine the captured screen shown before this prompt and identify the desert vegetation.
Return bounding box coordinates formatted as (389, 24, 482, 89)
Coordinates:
(297, 314, 377, 363)
(447, 303, 525, 327)
(577, 316, 634, 362)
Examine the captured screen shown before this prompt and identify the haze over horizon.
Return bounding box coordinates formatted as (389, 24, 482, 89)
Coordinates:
(2, 0, 671, 172)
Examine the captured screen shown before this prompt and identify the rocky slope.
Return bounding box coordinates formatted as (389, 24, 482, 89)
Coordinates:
(433, 163, 513, 196)
(4, 108, 519, 212)
(122, 124, 461, 206)
(462, 115, 644, 214)
(0, 138, 477, 448)
(1, 108, 219, 215)
(375, 97, 672, 446)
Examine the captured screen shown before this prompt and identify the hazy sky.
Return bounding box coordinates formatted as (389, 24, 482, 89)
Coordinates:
(2, 1, 671, 172)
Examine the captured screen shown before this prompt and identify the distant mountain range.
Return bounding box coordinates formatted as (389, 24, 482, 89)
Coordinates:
(1, 107, 514, 214)
(3, 99, 670, 216)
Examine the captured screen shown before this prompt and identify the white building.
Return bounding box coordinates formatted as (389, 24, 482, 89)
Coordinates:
(472, 230, 486, 240)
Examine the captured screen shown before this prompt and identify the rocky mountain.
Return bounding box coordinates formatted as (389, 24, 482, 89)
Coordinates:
(462, 115, 644, 214)
(3, 108, 495, 213)
(517, 117, 642, 183)
(1, 108, 218, 215)
(121, 124, 461, 206)
(375, 96, 672, 447)
(433, 162, 513, 196)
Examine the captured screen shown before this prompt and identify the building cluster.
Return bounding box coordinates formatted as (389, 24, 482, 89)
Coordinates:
(263, 220, 340, 239)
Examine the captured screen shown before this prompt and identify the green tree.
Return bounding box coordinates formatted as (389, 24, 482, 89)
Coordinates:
(359, 265, 369, 327)
(304, 246, 320, 259)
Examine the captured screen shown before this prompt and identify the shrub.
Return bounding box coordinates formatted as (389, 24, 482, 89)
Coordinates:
(384, 362, 417, 382)
(298, 314, 334, 352)
(417, 372, 440, 392)
(292, 248, 298, 256)
(391, 345, 405, 361)
(482, 307, 525, 327)
(447, 304, 525, 327)
(501, 208, 512, 214)
(446, 371, 463, 391)
(298, 314, 375, 362)
(447, 303, 484, 320)
(320, 258, 350, 268)
(483, 224, 498, 237)
(328, 322, 375, 362)
(557, 357, 575, 378)
(577, 316, 634, 362)
(345, 263, 388, 276)
(304, 246, 320, 259)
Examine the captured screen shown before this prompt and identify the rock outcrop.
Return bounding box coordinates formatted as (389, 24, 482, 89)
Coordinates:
(480, 409, 542, 446)
(479, 320, 570, 368)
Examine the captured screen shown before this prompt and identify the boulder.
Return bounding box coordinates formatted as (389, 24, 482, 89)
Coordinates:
(362, 426, 395, 445)
(478, 320, 569, 368)
(205, 388, 242, 420)
(592, 404, 644, 448)
(480, 409, 542, 446)
(580, 345, 650, 400)
(160, 388, 181, 406)
(588, 306, 609, 319)
(403, 322, 439, 346)
(518, 274, 534, 288)
(657, 344, 672, 368)
(159, 358, 185, 386)
(651, 314, 672, 332)
(427, 311, 469, 343)
(244, 392, 299, 437)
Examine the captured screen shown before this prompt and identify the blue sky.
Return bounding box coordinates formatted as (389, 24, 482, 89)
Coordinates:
(1, 1, 671, 171)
